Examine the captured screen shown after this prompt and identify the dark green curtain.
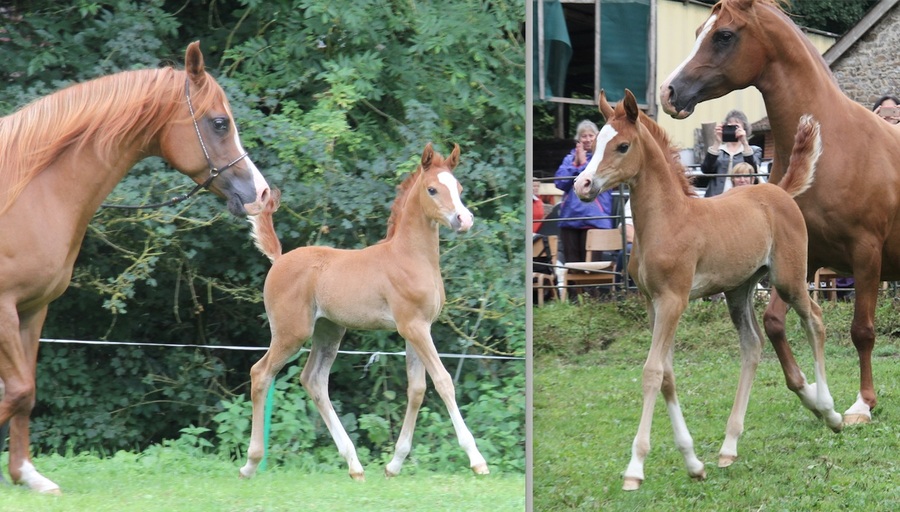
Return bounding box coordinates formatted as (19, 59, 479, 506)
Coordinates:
(533, 0, 572, 99)
(600, 0, 650, 104)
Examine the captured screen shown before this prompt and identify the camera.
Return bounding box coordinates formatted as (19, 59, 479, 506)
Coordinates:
(879, 106, 900, 118)
(722, 125, 738, 142)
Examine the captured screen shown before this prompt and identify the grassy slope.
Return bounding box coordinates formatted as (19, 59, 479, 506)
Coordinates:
(534, 295, 900, 511)
(1, 450, 525, 512)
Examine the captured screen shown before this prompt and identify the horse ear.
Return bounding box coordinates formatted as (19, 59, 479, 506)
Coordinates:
(185, 41, 206, 85)
(446, 144, 461, 170)
(421, 142, 435, 169)
(623, 89, 640, 124)
(598, 90, 615, 120)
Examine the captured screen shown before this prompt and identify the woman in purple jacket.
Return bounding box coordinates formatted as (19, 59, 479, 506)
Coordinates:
(554, 120, 615, 264)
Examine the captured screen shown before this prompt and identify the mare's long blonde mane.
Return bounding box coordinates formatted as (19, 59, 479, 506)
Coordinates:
(380, 149, 452, 242)
(0, 66, 222, 212)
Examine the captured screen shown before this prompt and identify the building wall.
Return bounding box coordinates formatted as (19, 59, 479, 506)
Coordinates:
(830, 3, 900, 109)
(655, 0, 835, 156)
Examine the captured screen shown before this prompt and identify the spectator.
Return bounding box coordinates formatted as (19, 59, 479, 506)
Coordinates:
(723, 162, 757, 193)
(699, 110, 762, 197)
(532, 178, 545, 234)
(873, 95, 900, 127)
(554, 120, 615, 264)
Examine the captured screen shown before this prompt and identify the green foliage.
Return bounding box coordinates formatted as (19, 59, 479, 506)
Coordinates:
(209, 358, 525, 474)
(0, 0, 524, 457)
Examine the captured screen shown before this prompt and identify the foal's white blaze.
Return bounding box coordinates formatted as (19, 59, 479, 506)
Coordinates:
(660, 14, 718, 90)
(437, 172, 473, 231)
(575, 124, 618, 196)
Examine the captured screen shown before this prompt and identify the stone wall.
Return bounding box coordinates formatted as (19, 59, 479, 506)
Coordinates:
(831, 3, 900, 108)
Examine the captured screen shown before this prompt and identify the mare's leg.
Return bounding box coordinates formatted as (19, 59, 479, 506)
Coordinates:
(623, 293, 702, 491)
(0, 379, 6, 485)
(239, 308, 314, 479)
(843, 264, 882, 424)
(0, 305, 59, 494)
(385, 341, 426, 477)
(718, 286, 763, 468)
(297, 319, 365, 480)
(398, 320, 488, 475)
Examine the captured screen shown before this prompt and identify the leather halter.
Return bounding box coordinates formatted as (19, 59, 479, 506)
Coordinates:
(101, 76, 249, 210)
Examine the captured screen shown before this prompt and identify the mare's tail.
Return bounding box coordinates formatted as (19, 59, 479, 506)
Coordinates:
(778, 114, 822, 198)
(248, 187, 283, 263)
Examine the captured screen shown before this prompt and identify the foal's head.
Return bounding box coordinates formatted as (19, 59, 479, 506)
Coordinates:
(415, 143, 474, 233)
(574, 90, 661, 202)
(158, 42, 270, 216)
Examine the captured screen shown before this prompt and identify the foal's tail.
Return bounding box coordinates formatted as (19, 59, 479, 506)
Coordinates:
(778, 114, 822, 198)
(248, 187, 283, 263)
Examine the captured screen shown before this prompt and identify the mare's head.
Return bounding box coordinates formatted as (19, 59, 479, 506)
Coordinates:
(159, 42, 270, 216)
(414, 143, 474, 233)
(660, 0, 790, 118)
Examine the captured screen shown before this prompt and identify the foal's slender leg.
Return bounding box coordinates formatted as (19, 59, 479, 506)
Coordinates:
(0, 305, 59, 494)
(719, 287, 763, 468)
(398, 320, 488, 475)
(298, 319, 365, 480)
(623, 293, 702, 491)
(787, 292, 842, 432)
(239, 311, 313, 479)
(763, 291, 812, 401)
(385, 341, 426, 477)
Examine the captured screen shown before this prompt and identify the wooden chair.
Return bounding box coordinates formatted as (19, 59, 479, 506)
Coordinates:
(560, 228, 624, 301)
(533, 235, 559, 306)
(812, 267, 839, 302)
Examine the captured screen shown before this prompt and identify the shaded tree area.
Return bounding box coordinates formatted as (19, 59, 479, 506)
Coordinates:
(694, 0, 879, 35)
(0, 0, 525, 463)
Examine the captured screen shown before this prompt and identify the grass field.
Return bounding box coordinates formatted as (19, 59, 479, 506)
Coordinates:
(0, 449, 525, 511)
(533, 295, 900, 511)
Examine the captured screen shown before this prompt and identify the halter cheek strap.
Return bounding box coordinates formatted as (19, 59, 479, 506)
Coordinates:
(101, 76, 249, 210)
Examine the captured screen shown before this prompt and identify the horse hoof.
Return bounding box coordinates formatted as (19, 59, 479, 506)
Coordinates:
(718, 455, 737, 468)
(471, 463, 490, 475)
(690, 469, 707, 482)
(622, 477, 642, 491)
(41, 487, 62, 496)
(350, 472, 366, 482)
(843, 413, 870, 425)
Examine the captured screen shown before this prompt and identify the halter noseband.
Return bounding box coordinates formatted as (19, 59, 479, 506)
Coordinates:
(184, 76, 249, 190)
(101, 75, 249, 210)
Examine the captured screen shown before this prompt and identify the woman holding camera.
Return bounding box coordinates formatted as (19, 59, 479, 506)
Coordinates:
(699, 109, 762, 197)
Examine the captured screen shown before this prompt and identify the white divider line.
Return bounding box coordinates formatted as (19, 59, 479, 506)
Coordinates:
(38, 338, 524, 360)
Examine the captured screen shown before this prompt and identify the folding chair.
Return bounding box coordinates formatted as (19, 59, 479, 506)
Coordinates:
(560, 228, 624, 301)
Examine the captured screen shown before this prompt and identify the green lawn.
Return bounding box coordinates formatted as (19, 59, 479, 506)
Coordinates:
(1, 449, 525, 512)
(533, 296, 900, 511)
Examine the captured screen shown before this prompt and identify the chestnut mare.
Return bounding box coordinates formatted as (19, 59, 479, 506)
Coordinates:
(660, 0, 900, 425)
(574, 90, 841, 490)
(239, 143, 489, 481)
(0, 42, 270, 493)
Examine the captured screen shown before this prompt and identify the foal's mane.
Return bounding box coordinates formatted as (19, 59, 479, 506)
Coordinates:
(0, 66, 223, 213)
(380, 149, 452, 242)
(636, 112, 696, 197)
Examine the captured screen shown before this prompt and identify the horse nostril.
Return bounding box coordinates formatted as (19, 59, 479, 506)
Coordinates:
(260, 187, 271, 205)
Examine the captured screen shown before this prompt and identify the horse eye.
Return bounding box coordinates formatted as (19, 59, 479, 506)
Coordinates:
(617, 143, 629, 153)
(212, 118, 229, 132)
(427, 187, 438, 196)
(714, 30, 734, 45)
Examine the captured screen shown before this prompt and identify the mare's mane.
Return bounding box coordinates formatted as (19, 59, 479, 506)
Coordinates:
(0, 66, 223, 212)
(635, 112, 696, 197)
(380, 149, 452, 242)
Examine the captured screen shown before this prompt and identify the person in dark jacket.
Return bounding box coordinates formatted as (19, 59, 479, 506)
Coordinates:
(554, 119, 615, 264)
(699, 109, 762, 197)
